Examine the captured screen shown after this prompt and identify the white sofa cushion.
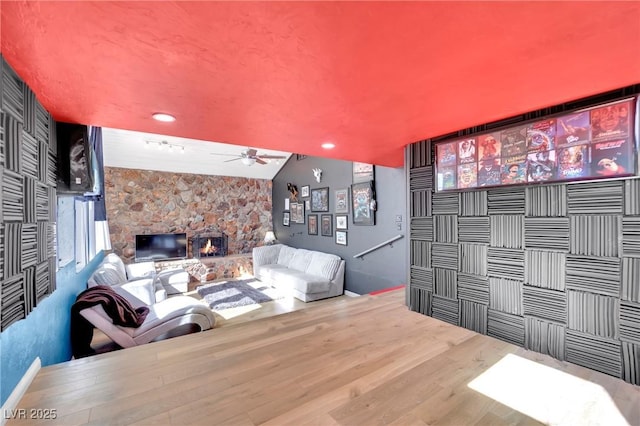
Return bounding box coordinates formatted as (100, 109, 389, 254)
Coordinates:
(259, 264, 290, 281)
(277, 245, 298, 267)
(89, 263, 126, 287)
(269, 269, 330, 294)
(306, 252, 342, 281)
(288, 249, 315, 272)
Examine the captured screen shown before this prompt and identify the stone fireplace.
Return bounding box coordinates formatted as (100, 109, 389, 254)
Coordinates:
(190, 233, 228, 258)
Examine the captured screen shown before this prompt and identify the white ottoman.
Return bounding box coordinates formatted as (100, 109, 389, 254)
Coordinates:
(156, 269, 190, 295)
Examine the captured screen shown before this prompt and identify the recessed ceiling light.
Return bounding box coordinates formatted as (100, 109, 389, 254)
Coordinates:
(321, 142, 335, 149)
(152, 113, 176, 122)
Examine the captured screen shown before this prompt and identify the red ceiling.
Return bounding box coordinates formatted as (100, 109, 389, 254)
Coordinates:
(1, 1, 639, 167)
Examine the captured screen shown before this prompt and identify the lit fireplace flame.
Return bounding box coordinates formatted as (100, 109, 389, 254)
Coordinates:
(200, 238, 217, 255)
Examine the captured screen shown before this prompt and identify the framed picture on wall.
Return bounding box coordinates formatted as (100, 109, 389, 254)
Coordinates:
(295, 202, 305, 224)
(311, 187, 329, 212)
(336, 231, 348, 246)
(285, 198, 290, 211)
(308, 214, 318, 235)
(283, 211, 290, 226)
(336, 215, 348, 230)
(301, 185, 310, 198)
(352, 181, 376, 226)
(306, 200, 311, 210)
(334, 188, 349, 213)
(353, 162, 374, 183)
(321, 214, 333, 237)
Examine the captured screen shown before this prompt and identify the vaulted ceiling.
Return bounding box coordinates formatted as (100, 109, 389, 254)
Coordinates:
(1, 1, 639, 168)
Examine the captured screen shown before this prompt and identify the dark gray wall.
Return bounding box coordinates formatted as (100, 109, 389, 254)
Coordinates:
(273, 155, 407, 295)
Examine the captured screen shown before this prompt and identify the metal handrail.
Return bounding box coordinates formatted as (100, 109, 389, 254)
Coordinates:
(353, 234, 404, 259)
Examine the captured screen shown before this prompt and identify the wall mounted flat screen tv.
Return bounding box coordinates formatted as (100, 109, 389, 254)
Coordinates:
(135, 233, 187, 262)
(434, 96, 638, 192)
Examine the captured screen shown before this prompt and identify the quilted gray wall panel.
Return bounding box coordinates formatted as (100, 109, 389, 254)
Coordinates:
(0, 57, 57, 331)
(408, 119, 640, 385)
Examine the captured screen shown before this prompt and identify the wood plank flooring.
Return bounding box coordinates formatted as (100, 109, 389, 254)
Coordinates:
(10, 289, 640, 425)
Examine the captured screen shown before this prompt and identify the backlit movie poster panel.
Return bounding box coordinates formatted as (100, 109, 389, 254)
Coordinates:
(434, 97, 637, 191)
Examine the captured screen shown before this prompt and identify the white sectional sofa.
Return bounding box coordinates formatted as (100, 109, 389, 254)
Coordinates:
(252, 244, 345, 302)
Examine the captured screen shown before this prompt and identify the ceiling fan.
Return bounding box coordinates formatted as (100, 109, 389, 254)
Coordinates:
(211, 148, 287, 166)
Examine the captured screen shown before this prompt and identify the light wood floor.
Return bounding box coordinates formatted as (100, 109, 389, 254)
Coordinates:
(12, 289, 640, 425)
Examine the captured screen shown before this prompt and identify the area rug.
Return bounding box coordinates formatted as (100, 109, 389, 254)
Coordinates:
(196, 279, 283, 310)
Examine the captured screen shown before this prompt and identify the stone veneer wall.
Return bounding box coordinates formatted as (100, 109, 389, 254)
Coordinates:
(104, 167, 272, 263)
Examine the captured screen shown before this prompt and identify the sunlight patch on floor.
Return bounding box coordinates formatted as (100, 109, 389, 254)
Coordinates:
(215, 303, 263, 320)
(468, 353, 629, 426)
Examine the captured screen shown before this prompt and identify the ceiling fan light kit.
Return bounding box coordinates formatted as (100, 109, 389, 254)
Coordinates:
(211, 148, 287, 166)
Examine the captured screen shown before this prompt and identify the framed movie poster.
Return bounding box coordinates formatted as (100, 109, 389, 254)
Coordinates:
(351, 181, 375, 226)
(334, 188, 349, 213)
(283, 211, 290, 226)
(311, 187, 329, 212)
(353, 162, 374, 183)
(321, 214, 333, 237)
(308, 214, 318, 235)
(336, 231, 348, 246)
(295, 202, 305, 224)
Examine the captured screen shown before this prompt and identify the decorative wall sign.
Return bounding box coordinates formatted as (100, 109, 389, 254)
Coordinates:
(321, 214, 333, 237)
(353, 162, 375, 183)
(352, 181, 376, 225)
(311, 187, 330, 212)
(334, 188, 349, 213)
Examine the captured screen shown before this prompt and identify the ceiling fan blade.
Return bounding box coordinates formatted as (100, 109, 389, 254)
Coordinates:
(224, 158, 242, 163)
(258, 154, 287, 159)
(255, 158, 268, 165)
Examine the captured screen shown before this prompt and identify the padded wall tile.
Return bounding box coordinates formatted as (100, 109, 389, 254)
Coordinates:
(410, 266, 432, 292)
(567, 181, 624, 215)
(432, 192, 459, 215)
(35, 261, 49, 303)
(37, 141, 48, 184)
(625, 180, 640, 216)
(489, 277, 522, 315)
(3, 113, 22, 173)
(525, 250, 566, 290)
(411, 240, 431, 269)
(524, 316, 566, 360)
(620, 301, 640, 344)
(458, 217, 490, 244)
(488, 309, 525, 346)
(48, 116, 57, 155)
(431, 243, 458, 270)
(525, 185, 567, 217)
(3, 222, 21, 278)
(434, 215, 458, 243)
(411, 190, 431, 218)
(459, 300, 488, 334)
(22, 85, 36, 137)
(21, 131, 38, 180)
(487, 247, 524, 280)
(460, 191, 487, 216)
(2, 58, 24, 122)
(0, 224, 3, 280)
(22, 224, 37, 270)
(47, 223, 55, 259)
(410, 217, 433, 241)
(567, 290, 618, 339)
(622, 341, 640, 385)
(1, 274, 24, 331)
(48, 256, 56, 293)
(458, 273, 489, 305)
(570, 215, 620, 257)
(488, 187, 525, 215)
(35, 101, 49, 144)
(622, 258, 640, 302)
(410, 166, 433, 191)
(46, 150, 57, 187)
(523, 286, 567, 324)
(565, 255, 620, 296)
(566, 329, 621, 378)
(409, 287, 432, 316)
(409, 140, 431, 168)
(23, 266, 35, 315)
(622, 217, 640, 258)
(37, 222, 48, 263)
(490, 215, 524, 249)
(525, 217, 570, 251)
(0, 115, 4, 167)
(23, 177, 36, 223)
(434, 267, 457, 299)
(3, 170, 23, 222)
(36, 183, 49, 222)
(459, 243, 487, 276)
(432, 295, 459, 326)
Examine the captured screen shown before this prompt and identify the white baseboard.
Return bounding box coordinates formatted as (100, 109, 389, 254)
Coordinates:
(344, 290, 360, 297)
(1, 357, 41, 426)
